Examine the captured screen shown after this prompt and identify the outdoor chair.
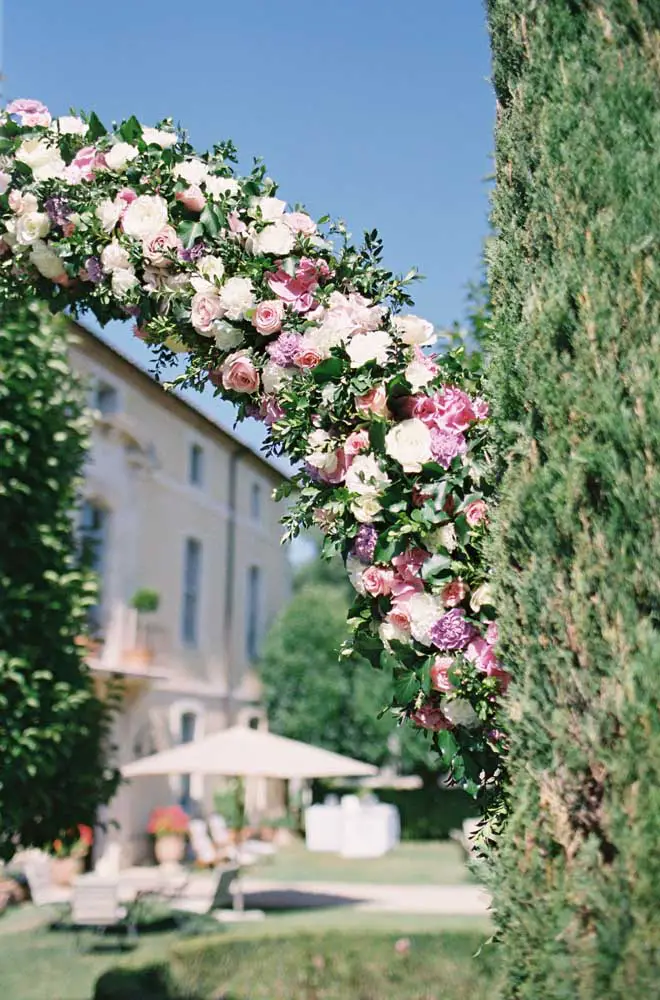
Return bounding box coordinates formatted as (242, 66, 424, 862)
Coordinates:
(71, 874, 137, 950)
(188, 818, 221, 867)
(169, 865, 240, 924)
(22, 853, 55, 907)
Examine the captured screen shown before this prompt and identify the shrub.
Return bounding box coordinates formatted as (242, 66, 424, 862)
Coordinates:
(485, 1, 660, 995)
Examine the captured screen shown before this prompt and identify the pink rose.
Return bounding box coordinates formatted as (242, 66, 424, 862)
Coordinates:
(399, 394, 437, 424)
(430, 657, 456, 693)
(315, 449, 347, 485)
(486, 622, 499, 645)
(344, 429, 370, 461)
(284, 212, 317, 235)
(6, 98, 51, 128)
(294, 346, 323, 369)
(116, 188, 138, 215)
(435, 386, 477, 432)
(253, 300, 284, 336)
(411, 704, 451, 732)
(392, 548, 429, 582)
(64, 145, 106, 183)
(143, 225, 180, 266)
(362, 565, 395, 598)
(228, 211, 247, 235)
(441, 579, 469, 608)
(355, 384, 390, 418)
(473, 397, 489, 420)
(266, 268, 317, 313)
(388, 601, 412, 632)
(296, 257, 330, 289)
(191, 290, 222, 333)
(176, 184, 206, 212)
(221, 352, 260, 394)
(465, 500, 488, 526)
(466, 638, 509, 691)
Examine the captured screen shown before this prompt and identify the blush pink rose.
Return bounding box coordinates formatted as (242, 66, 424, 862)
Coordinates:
(355, 384, 390, 418)
(294, 346, 323, 369)
(253, 300, 284, 335)
(442, 579, 469, 608)
(411, 704, 451, 732)
(315, 449, 347, 485)
(465, 500, 488, 526)
(284, 211, 317, 235)
(221, 352, 260, 394)
(430, 656, 456, 693)
(296, 257, 331, 289)
(143, 225, 180, 266)
(228, 210, 247, 235)
(344, 429, 370, 461)
(191, 290, 222, 333)
(6, 98, 51, 128)
(64, 145, 106, 183)
(362, 565, 395, 598)
(176, 184, 206, 212)
(388, 601, 412, 632)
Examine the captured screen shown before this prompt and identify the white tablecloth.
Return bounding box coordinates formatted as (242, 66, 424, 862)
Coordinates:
(304, 801, 400, 857)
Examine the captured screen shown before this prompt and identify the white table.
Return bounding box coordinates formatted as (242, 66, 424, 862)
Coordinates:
(304, 800, 400, 857)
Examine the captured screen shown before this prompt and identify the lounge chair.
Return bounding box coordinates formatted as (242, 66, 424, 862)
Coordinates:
(188, 818, 220, 867)
(22, 853, 55, 907)
(71, 874, 136, 949)
(168, 865, 240, 921)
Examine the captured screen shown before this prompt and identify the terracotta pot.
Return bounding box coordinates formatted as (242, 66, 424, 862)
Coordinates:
(51, 856, 84, 886)
(154, 834, 185, 865)
(123, 646, 154, 668)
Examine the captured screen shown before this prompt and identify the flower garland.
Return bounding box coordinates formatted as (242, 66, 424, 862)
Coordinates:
(0, 99, 507, 796)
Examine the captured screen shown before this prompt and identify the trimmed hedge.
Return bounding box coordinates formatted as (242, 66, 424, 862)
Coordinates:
(319, 784, 478, 841)
(485, 1, 660, 996)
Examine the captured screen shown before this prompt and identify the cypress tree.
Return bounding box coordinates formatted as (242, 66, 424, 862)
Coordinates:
(484, 2, 660, 995)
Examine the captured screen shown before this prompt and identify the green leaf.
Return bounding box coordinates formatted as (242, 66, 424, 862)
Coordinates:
(86, 112, 108, 141)
(436, 728, 459, 761)
(393, 671, 419, 704)
(368, 420, 387, 453)
(119, 115, 142, 143)
(200, 203, 225, 238)
(312, 357, 346, 383)
(178, 220, 205, 249)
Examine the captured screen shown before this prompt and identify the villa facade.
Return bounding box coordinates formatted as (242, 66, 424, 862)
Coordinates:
(68, 324, 292, 864)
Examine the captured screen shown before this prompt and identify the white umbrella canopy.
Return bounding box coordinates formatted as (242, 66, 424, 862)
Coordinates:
(122, 725, 378, 780)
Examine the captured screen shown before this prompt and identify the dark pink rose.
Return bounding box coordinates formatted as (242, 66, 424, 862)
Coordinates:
(221, 352, 260, 394)
(434, 386, 477, 431)
(442, 579, 469, 608)
(465, 500, 488, 526)
(266, 268, 317, 313)
(392, 548, 429, 582)
(411, 704, 452, 731)
(362, 565, 395, 597)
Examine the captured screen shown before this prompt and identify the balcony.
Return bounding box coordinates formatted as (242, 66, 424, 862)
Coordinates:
(80, 603, 170, 704)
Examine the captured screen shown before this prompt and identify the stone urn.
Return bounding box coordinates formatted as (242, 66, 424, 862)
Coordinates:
(154, 834, 185, 866)
(51, 857, 84, 886)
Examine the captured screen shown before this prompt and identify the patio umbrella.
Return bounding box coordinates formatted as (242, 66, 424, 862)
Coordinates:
(122, 725, 378, 780)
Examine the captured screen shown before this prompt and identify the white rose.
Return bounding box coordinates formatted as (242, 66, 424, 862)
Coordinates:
(430, 523, 457, 553)
(351, 495, 382, 523)
(101, 241, 131, 273)
(345, 330, 392, 368)
(8, 191, 38, 215)
(442, 698, 479, 728)
(29, 241, 65, 279)
(214, 321, 245, 350)
(470, 583, 494, 613)
(15, 138, 66, 182)
(344, 454, 390, 496)
(392, 314, 436, 346)
(206, 175, 239, 199)
(346, 556, 367, 595)
(122, 195, 169, 240)
(405, 358, 435, 391)
(197, 255, 225, 285)
(96, 199, 123, 232)
(308, 429, 332, 451)
(308, 450, 341, 475)
(111, 268, 138, 298)
(174, 159, 209, 186)
(15, 212, 50, 246)
(408, 592, 444, 647)
(385, 419, 433, 473)
(105, 142, 139, 171)
(53, 115, 88, 136)
(218, 276, 255, 321)
(249, 221, 295, 257)
(262, 361, 293, 395)
(254, 196, 286, 220)
(0, 172, 10, 196)
(141, 126, 177, 148)
(379, 621, 411, 649)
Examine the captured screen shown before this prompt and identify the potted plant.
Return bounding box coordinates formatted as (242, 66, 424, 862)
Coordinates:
(147, 805, 189, 866)
(124, 588, 160, 667)
(50, 825, 94, 886)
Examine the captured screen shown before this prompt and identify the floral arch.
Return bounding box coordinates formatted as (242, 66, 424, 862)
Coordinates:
(0, 98, 506, 798)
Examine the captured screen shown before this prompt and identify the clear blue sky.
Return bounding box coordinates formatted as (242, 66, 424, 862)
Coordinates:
(4, 1, 494, 459)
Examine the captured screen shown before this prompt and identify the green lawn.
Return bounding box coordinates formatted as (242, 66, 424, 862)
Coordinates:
(0, 904, 493, 1000)
(256, 839, 469, 885)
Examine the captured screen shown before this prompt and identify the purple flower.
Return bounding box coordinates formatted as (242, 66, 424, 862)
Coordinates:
(429, 609, 477, 651)
(352, 525, 378, 564)
(178, 241, 207, 263)
(45, 196, 71, 227)
(430, 429, 467, 469)
(84, 256, 103, 284)
(267, 333, 303, 367)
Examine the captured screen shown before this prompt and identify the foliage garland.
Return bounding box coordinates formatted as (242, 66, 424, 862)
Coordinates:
(0, 98, 507, 799)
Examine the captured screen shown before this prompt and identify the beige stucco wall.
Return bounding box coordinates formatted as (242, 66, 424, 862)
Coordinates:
(68, 324, 291, 864)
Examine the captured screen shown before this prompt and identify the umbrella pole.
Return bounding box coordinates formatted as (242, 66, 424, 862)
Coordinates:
(233, 776, 246, 912)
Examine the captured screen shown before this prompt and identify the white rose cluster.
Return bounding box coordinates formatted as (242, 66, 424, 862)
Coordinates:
(385, 419, 433, 473)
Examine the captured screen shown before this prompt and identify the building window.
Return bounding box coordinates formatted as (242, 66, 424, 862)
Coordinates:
(182, 538, 202, 647)
(93, 381, 119, 416)
(250, 482, 262, 522)
(80, 500, 110, 634)
(179, 711, 197, 807)
(246, 565, 262, 661)
(189, 443, 204, 487)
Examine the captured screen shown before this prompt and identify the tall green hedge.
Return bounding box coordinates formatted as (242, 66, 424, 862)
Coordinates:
(0, 304, 118, 858)
(485, 2, 660, 995)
